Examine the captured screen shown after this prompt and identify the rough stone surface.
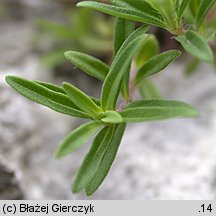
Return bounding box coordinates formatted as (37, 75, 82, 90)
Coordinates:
(0, 159, 24, 199)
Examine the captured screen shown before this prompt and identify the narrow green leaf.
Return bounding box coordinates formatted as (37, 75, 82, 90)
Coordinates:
(101, 26, 148, 111)
(35, 81, 66, 94)
(116, 24, 149, 57)
(175, 30, 214, 62)
(114, 18, 134, 100)
(89, 96, 101, 107)
(139, 79, 161, 99)
(135, 35, 160, 67)
(85, 123, 126, 196)
(134, 50, 181, 86)
(55, 121, 102, 158)
(175, 0, 180, 11)
(72, 126, 115, 193)
(63, 82, 103, 117)
(111, 0, 164, 24)
(125, 99, 193, 109)
(176, 0, 192, 21)
(121, 99, 198, 122)
(116, 21, 149, 100)
(36, 80, 101, 106)
(196, 0, 216, 28)
(113, 18, 134, 56)
(64, 51, 109, 81)
(5, 76, 91, 119)
(121, 62, 131, 100)
(111, 0, 132, 7)
(77, 1, 166, 28)
(101, 111, 123, 124)
(188, 0, 201, 19)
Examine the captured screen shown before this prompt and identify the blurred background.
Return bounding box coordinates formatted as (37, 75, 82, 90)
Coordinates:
(1, 0, 216, 200)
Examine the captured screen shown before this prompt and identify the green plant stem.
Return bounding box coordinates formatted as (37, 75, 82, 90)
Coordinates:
(117, 63, 136, 112)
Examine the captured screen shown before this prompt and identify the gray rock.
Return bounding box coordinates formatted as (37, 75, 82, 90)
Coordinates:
(0, 0, 64, 66)
(0, 159, 24, 200)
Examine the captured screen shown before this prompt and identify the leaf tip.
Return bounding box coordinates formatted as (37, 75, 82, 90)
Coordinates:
(101, 111, 123, 124)
(85, 188, 94, 196)
(53, 148, 63, 159)
(62, 82, 71, 89)
(64, 51, 71, 58)
(191, 108, 199, 117)
(175, 50, 182, 57)
(5, 75, 22, 89)
(71, 183, 79, 194)
(5, 75, 14, 84)
(64, 50, 76, 60)
(76, 2, 86, 7)
(184, 105, 199, 118)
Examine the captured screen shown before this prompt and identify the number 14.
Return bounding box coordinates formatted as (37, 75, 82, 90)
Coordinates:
(200, 204, 212, 213)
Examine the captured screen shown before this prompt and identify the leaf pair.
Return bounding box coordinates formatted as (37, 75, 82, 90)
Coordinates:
(63, 82, 102, 117)
(72, 124, 126, 195)
(5, 76, 103, 120)
(5, 76, 92, 119)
